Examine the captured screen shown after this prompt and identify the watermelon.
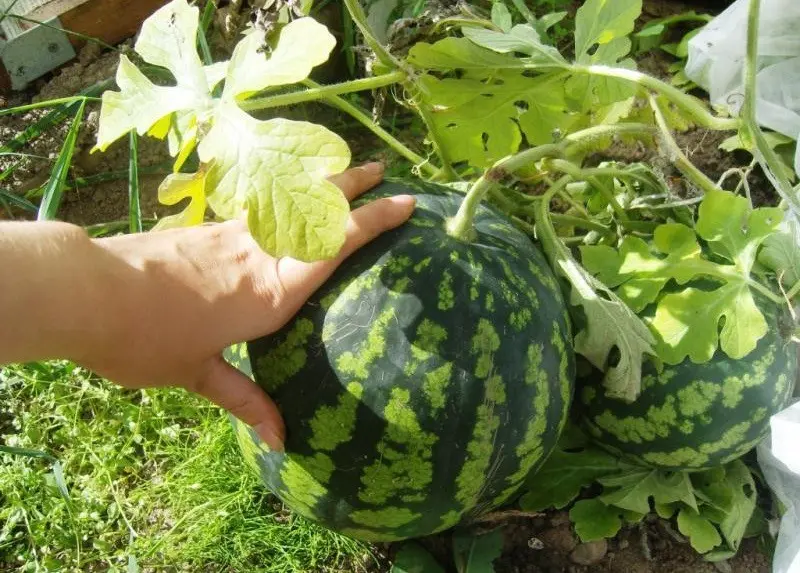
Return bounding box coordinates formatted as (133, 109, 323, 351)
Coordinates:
(577, 298, 797, 471)
(232, 178, 575, 542)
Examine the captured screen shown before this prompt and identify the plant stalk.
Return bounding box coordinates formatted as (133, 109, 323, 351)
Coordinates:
(785, 278, 800, 301)
(649, 95, 721, 196)
(240, 72, 406, 112)
(300, 79, 444, 180)
(446, 123, 657, 241)
(341, 0, 398, 69)
(577, 64, 740, 131)
(741, 0, 800, 216)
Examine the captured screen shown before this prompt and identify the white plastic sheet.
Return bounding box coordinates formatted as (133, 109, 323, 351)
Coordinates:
(684, 0, 800, 176)
(757, 401, 800, 573)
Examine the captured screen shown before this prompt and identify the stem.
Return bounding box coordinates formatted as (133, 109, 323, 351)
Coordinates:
(786, 278, 800, 301)
(446, 144, 564, 241)
(649, 95, 721, 195)
(446, 123, 657, 241)
(240, 72, 406, 111)
(0, 96, 100, 117)
(741, 0, 800, 216)
(549, 213, 611, 234)
(342, 0, 398, 69)
(547, 159, 628, 221)
(576, 65, 740, 131)
(301, 79, 444, 180)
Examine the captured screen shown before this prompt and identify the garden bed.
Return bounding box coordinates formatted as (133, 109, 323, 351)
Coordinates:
(1, 0, 795, 571)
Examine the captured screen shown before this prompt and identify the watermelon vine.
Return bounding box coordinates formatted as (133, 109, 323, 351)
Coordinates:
(93, 0, 798, 568)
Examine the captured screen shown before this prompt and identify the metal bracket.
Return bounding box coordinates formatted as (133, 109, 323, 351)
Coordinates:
(0, 16, 76, 91)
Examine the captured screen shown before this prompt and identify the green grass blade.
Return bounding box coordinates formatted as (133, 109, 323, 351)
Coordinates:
(0, 96, 99, 118)
(0, 0, 23, 25)
(0, 445, 58, 462)
(0, 188, 37, 212)
(341, 2, 356, 77)
(37, 100, 86, 221)
(1, 79, 112, 153)
(4, 13, 118, 51)
(128, 132, 142, 233)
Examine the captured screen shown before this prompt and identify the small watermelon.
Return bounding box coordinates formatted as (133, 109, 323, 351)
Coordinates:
(233, 178, 575, 541)
(577, 297, 797, 471)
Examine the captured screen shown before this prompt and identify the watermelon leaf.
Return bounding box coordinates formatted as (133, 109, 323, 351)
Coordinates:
(407, 66, 575, 168)
(713, 461, 757, 552)
(677, 508, 723, 554)
(598, 469, 699, 514)
(519, 445, 628, 511)
(567, 0, 642, 108)
(535, 187, 656, 402)
(758, 228, 800, 287)
(581, 189, 784, 364)
(452, 528, 504, 573)
(569, 499, 624, 541)
(92, 0, 350, 262)
(391, 542, 446, 573)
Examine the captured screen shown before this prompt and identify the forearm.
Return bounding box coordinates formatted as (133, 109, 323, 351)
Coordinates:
(0, 221, 107, 364)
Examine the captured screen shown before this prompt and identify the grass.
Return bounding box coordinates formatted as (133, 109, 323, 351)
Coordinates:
(0, 361, 379, 572)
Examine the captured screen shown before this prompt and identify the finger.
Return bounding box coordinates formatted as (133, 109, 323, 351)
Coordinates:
(278, 194, 416, 305)
(327, 162, 385, 201)
(189, 356, 285, 451)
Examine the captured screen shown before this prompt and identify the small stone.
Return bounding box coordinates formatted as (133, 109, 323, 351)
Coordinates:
(528, 537, 544, 550)
(570, 539, 608, 566)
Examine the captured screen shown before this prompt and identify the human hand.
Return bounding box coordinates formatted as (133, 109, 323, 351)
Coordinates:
(76, 163, 414, 450)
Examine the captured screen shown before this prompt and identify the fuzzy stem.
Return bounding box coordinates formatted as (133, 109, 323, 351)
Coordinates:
(577, 65, 740, 131)
(741, 0, 800, 215)
(649, 95, 722, 195)
(240, 72, 406, 111)
(342, 0, 397, 69)
(785, 278, 800, 301)
(446, 123, 657, 241)
(300, 79, 444, 180)
(547, 158, 628, 221)
(446, 144, 563, 241)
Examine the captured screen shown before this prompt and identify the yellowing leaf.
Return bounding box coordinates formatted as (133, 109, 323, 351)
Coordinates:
(134, 0, 207, 92)
(152, 170, 208, 230)
(93, 56, 201, 152)
(199, 102, 351, 261)
(223, 18, 337, 101)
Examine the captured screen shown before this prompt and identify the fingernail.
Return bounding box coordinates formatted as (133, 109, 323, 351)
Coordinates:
(391, 194, 416, 209)
(363, 161, 385, 176)
(255, 423, 285, 453)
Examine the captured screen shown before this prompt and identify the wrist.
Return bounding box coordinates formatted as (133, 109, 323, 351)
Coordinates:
(0, 221, 108, 364)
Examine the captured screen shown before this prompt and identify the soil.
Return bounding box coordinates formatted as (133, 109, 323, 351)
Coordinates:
(0, 1, 781, 572)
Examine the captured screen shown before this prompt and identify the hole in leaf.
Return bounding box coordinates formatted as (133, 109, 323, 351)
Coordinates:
(515, 100, 529, 112)
(587, 43, 600, 56)
(481, 132, 490, 152)
(607, 345, 621, 368)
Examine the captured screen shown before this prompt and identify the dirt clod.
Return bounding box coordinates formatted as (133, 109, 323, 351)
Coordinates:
(570, 540, 609, 566)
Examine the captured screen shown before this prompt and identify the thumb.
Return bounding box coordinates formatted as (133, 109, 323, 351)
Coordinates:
(189, 356, 285, 451)
(277, 194, 416, 305)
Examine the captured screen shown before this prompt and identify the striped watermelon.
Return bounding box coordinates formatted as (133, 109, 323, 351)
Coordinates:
(577, 298, 797, 471)
(232, 178, 575, 541)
